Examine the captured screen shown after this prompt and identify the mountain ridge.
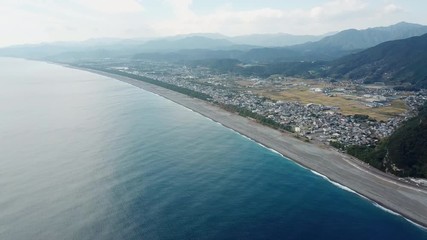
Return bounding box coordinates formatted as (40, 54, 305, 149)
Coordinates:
(1, 22, 426, 65)
(327, 33, 427, 88)
(295, 22, 427, 51)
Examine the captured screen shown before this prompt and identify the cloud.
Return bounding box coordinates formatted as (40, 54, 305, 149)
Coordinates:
(165, 0, 193, 15)
(0, 0, 150, 46)
(0, 0, 420, 47)
(383, 3, 403, 14)
(75, 0, 144, 14)
(151, 0, 374, 35)
(307, 0, 368, 19)
(149, 0, 415, 36)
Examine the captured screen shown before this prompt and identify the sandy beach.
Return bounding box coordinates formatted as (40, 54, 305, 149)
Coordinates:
(81, 68, 427, 228)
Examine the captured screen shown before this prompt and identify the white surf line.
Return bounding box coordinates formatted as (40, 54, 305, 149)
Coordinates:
(373, 202, 427, 231)
(85, 68, 427, 230)
(205, 119, 312, 173)
(405, 218, 427, 231)
(180, 104, 427, 230)
(95, 70, 427, 191)
(249, 137, 427, 230)
(189, 106, 427, 230)
(310, 170, 370, 200)
(310, 169, 427, 230)
(373, 202, 400, 216)
(118, 73, 427, 196)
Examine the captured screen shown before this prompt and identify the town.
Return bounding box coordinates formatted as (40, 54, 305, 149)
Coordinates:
(81, 59, 427, 148)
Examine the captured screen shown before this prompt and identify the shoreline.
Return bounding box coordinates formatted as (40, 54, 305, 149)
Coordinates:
(75, 66, 427, 229)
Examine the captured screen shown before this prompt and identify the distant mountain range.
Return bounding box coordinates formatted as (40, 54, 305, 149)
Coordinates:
(1, 22, 427, 87)
(188, 32, 427, 88)
(0, 38, 151, 60)
(137, 36, 246, 52)
(297, 22, 427, 51)
(134, 22, 427, 63)
(0, 32, 322, 60)
(229, 33, 327, 47)
(133, 33, 328, 52)
(2, 22, 426, 62)
(242, 22, 427, 62)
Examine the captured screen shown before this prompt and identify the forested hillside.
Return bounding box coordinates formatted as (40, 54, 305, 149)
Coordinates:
(328, 33, 427, 88)
(345, 102, 427, 178)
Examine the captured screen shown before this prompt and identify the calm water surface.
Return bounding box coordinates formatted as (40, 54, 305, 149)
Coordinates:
(0, 58, 426, 239)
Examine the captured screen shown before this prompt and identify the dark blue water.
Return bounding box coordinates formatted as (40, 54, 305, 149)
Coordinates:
(1, 58, 426, 240)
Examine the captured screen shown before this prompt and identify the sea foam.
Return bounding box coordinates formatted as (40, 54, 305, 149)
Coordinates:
(373, 202, 400, 216)
(138, 87, 427, 231)
(373, 203, 427, 230)
(310, 170, 369, 200)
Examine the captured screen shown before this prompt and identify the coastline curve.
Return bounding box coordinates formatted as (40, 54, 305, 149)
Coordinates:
(72, 66, 427, 229)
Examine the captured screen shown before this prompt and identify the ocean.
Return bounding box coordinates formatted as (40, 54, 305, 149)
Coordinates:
(0, 58, 426, 240)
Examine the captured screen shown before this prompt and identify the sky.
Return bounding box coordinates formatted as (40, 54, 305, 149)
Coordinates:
(1, 0, 426, 47)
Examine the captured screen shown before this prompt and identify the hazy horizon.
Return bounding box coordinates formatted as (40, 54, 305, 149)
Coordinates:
(1, 0, 427, 47)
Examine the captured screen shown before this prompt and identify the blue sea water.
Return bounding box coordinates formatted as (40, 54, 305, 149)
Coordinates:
(0, 58, 426, 240)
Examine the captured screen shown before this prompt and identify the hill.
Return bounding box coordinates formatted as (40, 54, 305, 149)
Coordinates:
(346, 102, 427, 178)
(302, 22, 427, 50)
(386, 103, 427, 177)
(328, 33, 427, 88)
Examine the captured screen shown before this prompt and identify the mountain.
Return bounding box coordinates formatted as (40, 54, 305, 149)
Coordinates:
(154, 32, 327, 47)
(294, 22, 427, 52)
(239, 47, 305, 62)
(132, 33, 328, 52)
(1, 22, 426, 64)
(229, 33, 325, 47)
(0, 38, 152, 60)
(163, 33, 228, 40)
(137, 36, 241, 52)
(0, 36, 253, 61)
(238, 47, 353, 63)
(328, 33, 427, 88)
(347, 102, 427, 178)
(385, 102, 427, 177)
(226, 22, 427, 63)
(133, 49, 244, 62)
